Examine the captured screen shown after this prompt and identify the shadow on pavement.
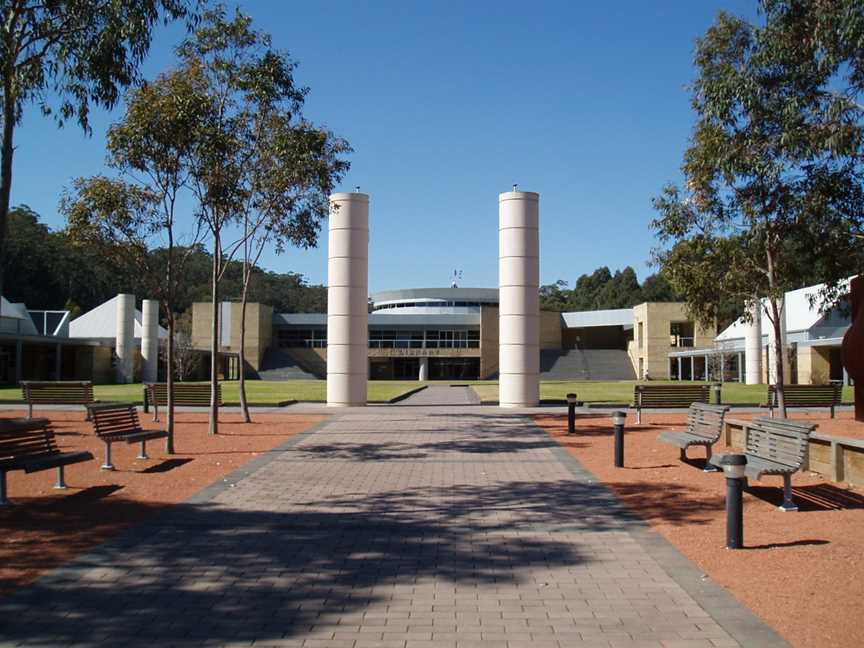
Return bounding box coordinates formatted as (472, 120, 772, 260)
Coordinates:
(0, 479, 610, 646)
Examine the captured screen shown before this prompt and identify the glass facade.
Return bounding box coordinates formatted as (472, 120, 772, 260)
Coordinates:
(373, 301, 497, 311)
(277, 328, 328, 348)
(278, 327, 480, 350)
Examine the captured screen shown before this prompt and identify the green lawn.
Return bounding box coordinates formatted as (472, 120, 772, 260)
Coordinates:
(0, 380, 426, 404)
(1, 379, 852, 406)
(467, 380, 855, 405)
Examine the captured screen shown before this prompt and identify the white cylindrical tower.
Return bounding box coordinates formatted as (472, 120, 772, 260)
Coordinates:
(498, 190, 540, 407)
(743, 301, 762, 385)
(767, 297, 787, 385)
(141, 299, 159, 383)
(115, 293, 135, 384)
(327, 192, 369, 406)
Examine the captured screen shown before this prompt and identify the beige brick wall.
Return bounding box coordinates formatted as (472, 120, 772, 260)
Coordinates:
(191, 302, 273, 371)
(632, 302, 714, 380)
(797, 345, 831, 385)
(540, 311, 562, 350)
(480, 305, 499, 379)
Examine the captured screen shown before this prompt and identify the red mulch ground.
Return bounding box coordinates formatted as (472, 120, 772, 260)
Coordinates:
(0, 409, 325, 596)
(534, 410, 864, 648)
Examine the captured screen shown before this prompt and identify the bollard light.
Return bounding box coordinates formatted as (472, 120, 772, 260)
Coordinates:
(719, 454, 747, 549)
(611, 410, 626, 467)
(713, 382, 723, 405)
(566, 393, 578, 434)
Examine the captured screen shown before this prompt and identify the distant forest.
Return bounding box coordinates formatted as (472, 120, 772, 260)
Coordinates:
(5, 205, 728, 326)
(3, 206, 327, 316)
(539, 267, 679, 312)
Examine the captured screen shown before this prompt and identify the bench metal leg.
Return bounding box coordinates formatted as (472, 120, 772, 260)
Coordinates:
(138, 441, 149, 460)
(85, 405, 91, 422)
(779, 474, 798, 512)
(54, 466, 67, 489)
(27, 403, 32, 419)
(153, 403, 159, 423)
(636, 409, 642, 425)
(703, 445, 720, 472)
(679, 448, 687, 461)
(0, 470, 8, 506)
(102, 442, 115, 471)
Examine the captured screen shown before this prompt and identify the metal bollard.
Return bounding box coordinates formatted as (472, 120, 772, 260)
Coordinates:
(719, 454, 747, 549)
(566, 393, 578, 434)
(713, 382, 723, 405)
(611, 411, 626, 468)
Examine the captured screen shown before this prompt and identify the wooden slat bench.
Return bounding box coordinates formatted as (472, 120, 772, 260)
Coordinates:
(658, 402, 730, 470)
(21, 381, 95, 420)
(144, 383, 221, 422)
(87, 402, 169, 470)
(711, 417, 817, 512)
(632, 384, 711, 424)
(0, 417, 94, 505)
(766, 384, 843, 418)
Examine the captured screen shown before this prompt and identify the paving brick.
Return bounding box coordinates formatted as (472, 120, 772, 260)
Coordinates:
(0, 407, 789, 648)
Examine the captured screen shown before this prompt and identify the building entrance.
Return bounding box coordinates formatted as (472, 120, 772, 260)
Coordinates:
(429, 358, 480, 380)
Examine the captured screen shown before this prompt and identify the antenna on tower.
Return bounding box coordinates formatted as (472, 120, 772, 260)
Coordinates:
(451, 269, 463, 288)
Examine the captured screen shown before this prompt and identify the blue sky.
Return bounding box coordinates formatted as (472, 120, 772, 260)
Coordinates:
(11, 0, 758, 294)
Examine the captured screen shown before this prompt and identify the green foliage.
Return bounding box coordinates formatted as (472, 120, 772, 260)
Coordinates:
(539, 267, 679, 312)
(653, 5, 864, 330)
(4, 207, 327, 315)
(652, 1, 864, 410)
(0, 0, 198, 305)
(2, 205, 139, 309)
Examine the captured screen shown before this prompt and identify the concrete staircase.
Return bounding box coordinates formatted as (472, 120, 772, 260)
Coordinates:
(540, 349, 589, 380)
(257, 348, 324, 380)
(540, 349, 636, 381)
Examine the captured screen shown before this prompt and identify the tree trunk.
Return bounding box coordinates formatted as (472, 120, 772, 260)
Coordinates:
(765, 241, 786, 417)
(166, 309, 175, 454)
(0, 82, 16, 316)
(209, 232, 220, 435)
(238, 222, 251, 423)
(238, 282, 250, 423)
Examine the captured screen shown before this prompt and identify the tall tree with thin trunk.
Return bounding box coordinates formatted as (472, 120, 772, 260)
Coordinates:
(652, 6, 864, 416)
(0, 0, 196, 314)
(177, 6, 349, 432)
(236, 117, 350, 421)
(62, 65, 208, 452)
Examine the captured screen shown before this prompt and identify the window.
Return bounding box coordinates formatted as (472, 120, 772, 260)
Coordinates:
(670, 322, 695, 348)
(277, 328, 327, 348)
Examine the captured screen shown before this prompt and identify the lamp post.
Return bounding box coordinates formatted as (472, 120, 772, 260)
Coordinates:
(719, 454, 747, 549)
(566, 393, 579, 434)
(611, 410, 626, 468)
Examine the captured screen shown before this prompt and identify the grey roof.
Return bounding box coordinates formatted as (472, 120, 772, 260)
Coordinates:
(371, 287, 499, 305)
(274, 313, 327, 326)
(561, 309, 633, 329)
(274, 312, 480, 327)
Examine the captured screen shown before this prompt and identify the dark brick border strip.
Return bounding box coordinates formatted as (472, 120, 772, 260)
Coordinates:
(533, 418, 791, 648)
(184, 415, 334, 505)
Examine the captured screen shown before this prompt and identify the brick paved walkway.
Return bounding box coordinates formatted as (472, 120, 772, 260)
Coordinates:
(0, 409, 787, 648)
(397, 386, 480, 406)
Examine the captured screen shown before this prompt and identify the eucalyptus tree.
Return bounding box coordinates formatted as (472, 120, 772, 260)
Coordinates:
(62, 66, 210, 453)
(652, 5, 864, 415)
(0, 0, 197, 312)
(176, 7, 350, 432)
(235, 116, 349, 421)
